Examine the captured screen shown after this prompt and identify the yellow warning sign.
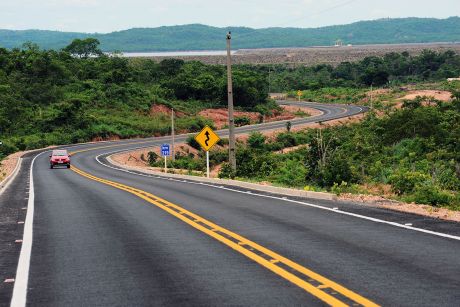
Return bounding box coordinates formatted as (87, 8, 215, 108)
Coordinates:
(194, 126, 220, 151)
(297, 90, 302, 97)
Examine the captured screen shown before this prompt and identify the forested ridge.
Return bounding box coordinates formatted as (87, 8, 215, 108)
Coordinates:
(1, 17, 460, 51)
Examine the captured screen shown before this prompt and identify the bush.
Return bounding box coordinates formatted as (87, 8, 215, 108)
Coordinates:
(209, 150, 228, 165)
(247, 132, 266, 149)
(308, 153, 358, 188)
(272, 159, 307, 187)
(331, 181, 362, 195)
(410, 185, 452, 206)
(217, 138, 229, 146)
(171, 156, 206, 171)
(235, 149, 277, 178)
(186, 136, 201, 151)
(0, 141, 18, 158)
(234, 116, 251, 127)
(276, 133, 297, 147)
(147, 151, 159, 165)
(389, 170, 430, 195)
(218, 163, 235, 179)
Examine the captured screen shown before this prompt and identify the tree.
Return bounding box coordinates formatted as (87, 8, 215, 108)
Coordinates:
(63, 38, 103, 59)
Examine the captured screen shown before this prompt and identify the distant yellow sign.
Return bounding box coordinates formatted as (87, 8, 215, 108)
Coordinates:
(297, 90, 302, 97)
(195, 126, 220, 151)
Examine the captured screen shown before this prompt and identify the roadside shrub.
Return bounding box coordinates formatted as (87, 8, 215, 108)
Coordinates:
(171, 156, 205, 171)
(310, 154, 357, 188)
(218, 163, 235, 179)
(276, 133, 297, 147)
(247, 132, 266, 149)
(331, 181, 362, 195)
(389, 170, 430, 195)
(186, 136, 201, 151)
(147, 151, 159, 165)
(272, 159, 307, 187)
(217, 138, 229, 146)
(410, 184, 452, 206)
(209, 150, 228, 165)
(0, 141, 18, 158)
(235, 149, 277, 178)
(234, 116, 251, 127)
(303, 185, 323, 192)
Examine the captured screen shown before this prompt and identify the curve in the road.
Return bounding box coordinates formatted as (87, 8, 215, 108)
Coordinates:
(7, 102, 459, 306)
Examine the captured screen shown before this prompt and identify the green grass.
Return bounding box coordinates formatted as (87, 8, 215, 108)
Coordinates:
(289, 87, 367, 104)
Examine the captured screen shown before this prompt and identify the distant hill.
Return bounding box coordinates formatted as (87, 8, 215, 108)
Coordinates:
(1, 17, 460, 52)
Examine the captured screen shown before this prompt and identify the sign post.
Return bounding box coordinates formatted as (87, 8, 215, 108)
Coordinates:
(297, 90, 302, 102)
(206, 151, 210, 178)
(161, 144, 170, 173)
(194, 126, 220, 178)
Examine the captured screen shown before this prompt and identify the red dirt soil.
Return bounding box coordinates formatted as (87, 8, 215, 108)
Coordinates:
(150, 104, 186, 117)
(399, 90, 452, 102)
(198, 105, 320, 129)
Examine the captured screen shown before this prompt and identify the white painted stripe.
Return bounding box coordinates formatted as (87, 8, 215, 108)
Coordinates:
(94, 151, 460, 242)
(10, 152, 44, 307)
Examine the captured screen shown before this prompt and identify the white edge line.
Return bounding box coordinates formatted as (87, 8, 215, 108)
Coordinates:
(92, 149, 460, 242)
(10, 151, 45, 307)
(1, 102, 365, 304)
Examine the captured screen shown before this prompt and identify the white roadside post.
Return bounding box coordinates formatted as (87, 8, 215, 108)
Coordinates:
(194, 126, 220, 179)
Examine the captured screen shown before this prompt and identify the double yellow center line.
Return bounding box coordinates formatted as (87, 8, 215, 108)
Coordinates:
(71, 164, 378, 307)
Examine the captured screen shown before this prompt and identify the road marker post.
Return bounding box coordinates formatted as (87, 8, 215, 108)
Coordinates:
(297, 90, 302, 102)
(161, 144, 170, 173)
(195, 126, 220, 179)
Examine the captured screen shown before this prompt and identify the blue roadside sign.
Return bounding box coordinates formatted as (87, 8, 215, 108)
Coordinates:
(161, 144, 170, 157)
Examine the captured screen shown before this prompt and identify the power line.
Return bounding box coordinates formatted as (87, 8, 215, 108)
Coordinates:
(233, 0, 360, 40)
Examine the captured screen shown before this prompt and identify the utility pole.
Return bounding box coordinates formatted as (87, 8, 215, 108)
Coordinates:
(226, 32, 236, 172)
(268, 66, 272, 94)
(370, 84, 373, 110)
(171, 108, 175, 161)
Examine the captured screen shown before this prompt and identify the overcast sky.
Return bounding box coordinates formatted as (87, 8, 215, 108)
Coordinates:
(1, 0, 459, 33)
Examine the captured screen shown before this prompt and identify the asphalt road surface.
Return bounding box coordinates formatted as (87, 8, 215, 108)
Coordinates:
(1, 102, 460, 306)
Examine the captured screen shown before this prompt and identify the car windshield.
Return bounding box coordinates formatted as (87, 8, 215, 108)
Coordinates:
(53, 151, 68, 156)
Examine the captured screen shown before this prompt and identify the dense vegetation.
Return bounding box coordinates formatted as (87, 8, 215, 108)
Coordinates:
(227, 89, 460, 209)
(164, 86, 460, 209)
(1, 17, 460, 51)
(258, 49, 460, 93)
(0, 40, 270, 159)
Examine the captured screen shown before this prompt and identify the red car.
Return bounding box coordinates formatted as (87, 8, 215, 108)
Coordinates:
(49, 150, 71, 169)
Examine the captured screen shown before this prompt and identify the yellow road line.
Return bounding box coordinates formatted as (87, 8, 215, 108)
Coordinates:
(71, 165, 379, 307)
(69, 139, 157, 155)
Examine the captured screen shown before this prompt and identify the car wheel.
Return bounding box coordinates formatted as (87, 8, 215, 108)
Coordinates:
(50, 164, 53, 169)
(67, 165, 71, 169)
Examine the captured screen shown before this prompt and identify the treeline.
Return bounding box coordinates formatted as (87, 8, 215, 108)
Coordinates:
(1, 17, 460, 51)
(262, 50, 460, 91)
(0, 40, 269, 158)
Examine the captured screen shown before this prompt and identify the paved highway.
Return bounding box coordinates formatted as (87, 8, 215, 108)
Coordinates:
(1, 102, 460, 306)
